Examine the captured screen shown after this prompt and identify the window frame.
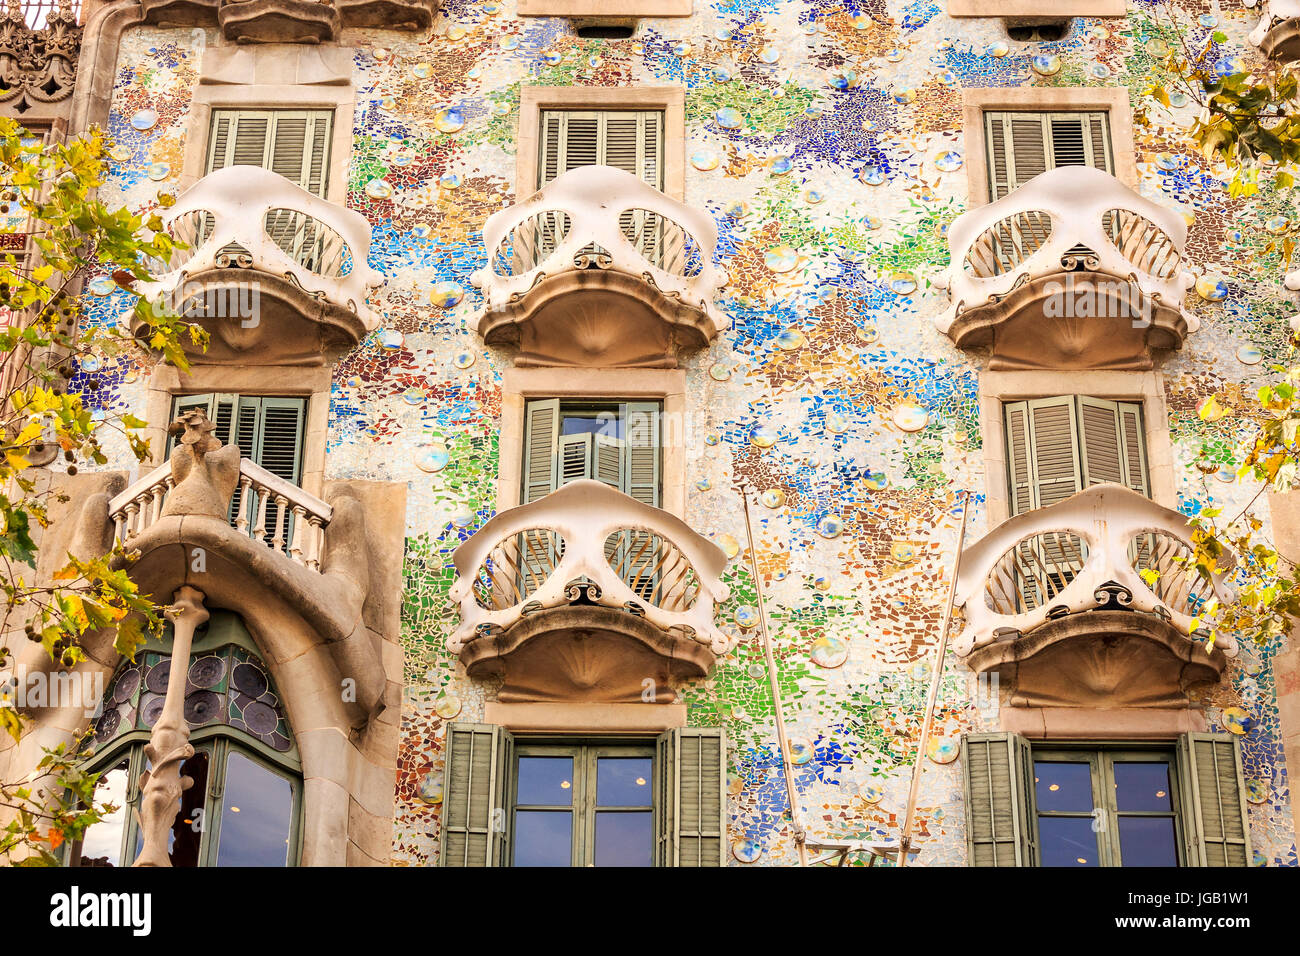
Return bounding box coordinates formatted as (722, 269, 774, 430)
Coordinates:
(67, 617, 304, 868)
(1002, 394, 1150, 515)
(961, 87, 1136, 208)
(518, 87, 686, 202)
(522, 397, 663, 503)
(508, 737, 657, 868)
(499, 367, 686, 516)
(1032, 742, 1185, 867)
(976, 369, 1175, 526)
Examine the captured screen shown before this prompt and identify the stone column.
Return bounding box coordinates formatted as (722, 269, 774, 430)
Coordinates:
(132, 586, 207, 867)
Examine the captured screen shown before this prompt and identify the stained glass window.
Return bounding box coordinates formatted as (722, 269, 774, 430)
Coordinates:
(70, 613, 301, 867)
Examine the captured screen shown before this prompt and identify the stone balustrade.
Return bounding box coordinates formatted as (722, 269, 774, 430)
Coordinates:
(109, 457, 333, 571)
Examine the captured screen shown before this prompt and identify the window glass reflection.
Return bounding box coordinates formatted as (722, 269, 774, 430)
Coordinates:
(216, 750, 293, 867)
(1113, 762, 1172, 812)
(1038, 817, 1100, 866)
(516, 757, 573, 806)
(594, 812, 652, 866)
(1034, 761, 1094, 813)
(514, 811, 572, 866)
(596, 757, 652, 807)
(76, 760, 129, 867)
(1118, 817, 1178, 866)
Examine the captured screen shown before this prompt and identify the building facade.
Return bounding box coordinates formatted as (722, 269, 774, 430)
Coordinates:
(2, 0, 1299, 866)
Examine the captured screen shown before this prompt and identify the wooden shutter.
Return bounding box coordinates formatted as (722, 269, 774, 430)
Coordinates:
(536, 110, 662, 188)
(1004, 401, 1034, 517)
(622, 402, 661, 507)
(985, 111, 1113, 200)
(1025, 397, 1083, 511)
(594, 434, 624, 490)
(1177, 733, 1252, 867)
(440, 722, 512, 867)
(1067, 397, 1149, 496)
(1117, 402, 1149, 497)
(522, 399, 560, 503)
(168, 393, 239, 457)
(207, 109, 333, 193)
(558, 433, 592, 487)
(655, 728, 725, 867)
(963, 732, 1037, 866)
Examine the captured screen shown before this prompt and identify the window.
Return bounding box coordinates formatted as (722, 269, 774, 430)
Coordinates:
(963, 733, 1252, 867)
(1034, 747, 1181, 866)
(70, 612, 302, 867)
(511, 741, 654, 866)
(522, 399, 660, 506)
(206, 110, 334, 269)
(1003, 396, 1147, 516)
(440, 723, 724, 867)
(169, 393, 306, 543)
(983, 110, 1112, 201)
(206, 109, 333, 196)
(1006, 19, 1072, 42)
(537, 109, 663, 191)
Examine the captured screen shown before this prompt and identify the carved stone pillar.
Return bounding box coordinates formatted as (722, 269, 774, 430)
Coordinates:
(132, 586, 208, 867)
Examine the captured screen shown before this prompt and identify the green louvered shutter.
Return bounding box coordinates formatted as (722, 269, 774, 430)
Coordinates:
(963, 732, 1037, 866)
(558, 433, 592, 487)
(168, 393, 239, 456)
(537, 110, 665, 264)
(1025, 396, 1083, 511)
(1177, 733, 1252, 867)
(522, 399, 560, 503)
(440, 722, 513, 867)
(1004, 401, 1034, 518)
(655, 727, 725, 867)
(252, 397, 307, 550)
(623, 402, 661, 600)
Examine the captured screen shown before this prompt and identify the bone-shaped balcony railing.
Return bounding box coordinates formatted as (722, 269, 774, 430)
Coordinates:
(470, 164, 727, 331)
(448, 480, 732, 656)
(936, 166, 1197, 336)
(140, 165, 383, 328)
(952, 484, 1238, 659)
(1249, 0, 1300, 54)
(108, 458, 333, 571)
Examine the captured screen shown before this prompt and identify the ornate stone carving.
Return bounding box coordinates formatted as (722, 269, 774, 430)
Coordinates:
(137, 0, 438, 41)
(159, 408, 241, 520)
(0, 0, 80, 117)
(936, 166, 1197, 370)
(133, 586, 208, 867)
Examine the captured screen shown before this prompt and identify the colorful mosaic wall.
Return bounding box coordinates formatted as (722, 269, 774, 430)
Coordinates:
(83, 0, 1299, 866)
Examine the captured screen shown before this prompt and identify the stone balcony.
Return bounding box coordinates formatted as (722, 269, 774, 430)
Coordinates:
(936, 166, 1197, 370)
(0, 0, 80, 119)
(138, 165, 382, 366)
(96, 408, 386, 724)
(470, 165, 727, 368)
(448, 480, 731, 702)
(1248, 0, 1300, 61)
(138, 0, 436, 43)
(952, 484, 1238, 711)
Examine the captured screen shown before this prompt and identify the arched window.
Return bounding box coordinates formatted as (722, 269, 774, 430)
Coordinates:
(68, 612, 302, 867)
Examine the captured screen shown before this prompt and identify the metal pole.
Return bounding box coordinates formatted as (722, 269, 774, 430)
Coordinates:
(897, 491, 970, 867)
(740, 489, 809, 866)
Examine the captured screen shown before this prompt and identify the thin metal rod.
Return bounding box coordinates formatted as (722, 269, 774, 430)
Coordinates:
(898, 491, 970, 867)
(741, 490, 809, 867)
